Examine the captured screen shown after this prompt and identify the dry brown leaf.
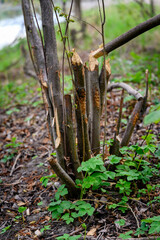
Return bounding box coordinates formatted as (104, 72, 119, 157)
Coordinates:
(87, 227, 97, 236)
(17, 201, 26, 206)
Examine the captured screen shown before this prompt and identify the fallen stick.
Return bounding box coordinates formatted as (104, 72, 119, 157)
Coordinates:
(10, 153, 21, 176)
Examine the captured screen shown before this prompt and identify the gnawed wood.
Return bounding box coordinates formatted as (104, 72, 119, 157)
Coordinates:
(99, 59, 111, 113)
(121, 99, 144, 147)
(72, 50, 91, 161)
(88, 53, 100, 155)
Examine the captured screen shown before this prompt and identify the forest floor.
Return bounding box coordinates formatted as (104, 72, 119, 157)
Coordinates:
(0, 59, 159, 240)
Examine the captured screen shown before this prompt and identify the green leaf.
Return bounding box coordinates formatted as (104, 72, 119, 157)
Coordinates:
(49, 200, 61, 207)
(144, 109, 160, 125)
(119, 230, 133, 239)
(87, 207, 95, 216)
(59, 201, 71, 210)
(55, 184, 68, 200)
(142, 216, 160, 223)
(37, 201, 43, 206)
(115, 219, 126, 226)
(51, 211, 61, 219)
(77, 155, 104, 173)
(149, 222, 160, 234)
(0, 225, 11, 234)
(18, 207, 27, 213)
(108, 155, 122, 164)
(56, 234, 70, 240)
(61, 213, 74, 224)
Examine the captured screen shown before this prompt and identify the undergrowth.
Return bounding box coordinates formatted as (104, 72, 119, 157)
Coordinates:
(39, 133, 160, 239)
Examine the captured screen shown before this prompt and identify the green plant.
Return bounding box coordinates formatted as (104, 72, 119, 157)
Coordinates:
(56, 234, 81, 240)
(76, 154, 115, 199)
(142, 216, 160, 234)
(144, 103, 160, 125)
(37, 201, 43, 206)
(134, 222, 149, 236)
(18, 206, 27, 222)
(109, 196, 128, 213)
(49, 197, 94, 224)
(40, 174, 57, 187)
(1, 137, 22, 163)
(119, 230, 133, 239)
(115, 219, 126, 227)
(0, 225, 11, 235)
(116, 179, 132, 196)
(81, 223, 87, 240)
(6, 107, 20, 115)
(40, 225, 51, 233)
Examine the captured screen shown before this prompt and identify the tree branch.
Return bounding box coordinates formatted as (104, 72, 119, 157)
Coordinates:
(107, 82, 143, 101)
(91, 14, 160, 58)
(48, 157, 79, 196)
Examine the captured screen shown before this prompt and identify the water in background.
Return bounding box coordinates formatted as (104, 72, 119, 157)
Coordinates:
(0, 4, 64, 50)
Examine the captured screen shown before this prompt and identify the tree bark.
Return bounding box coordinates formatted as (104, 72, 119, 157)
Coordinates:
(48, 157, 79, 197)
(64, 95, 83, 180)
(89, 55, 100, 155)
(107, 82, 143, 100)
(22, 0, 55, 147)
(39, 0, 65, 169)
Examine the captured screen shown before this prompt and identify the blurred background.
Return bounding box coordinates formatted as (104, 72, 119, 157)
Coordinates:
(0, 0, 159, 111)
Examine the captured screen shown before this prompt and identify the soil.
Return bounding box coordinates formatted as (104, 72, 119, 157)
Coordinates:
(0, 87, 160, 240)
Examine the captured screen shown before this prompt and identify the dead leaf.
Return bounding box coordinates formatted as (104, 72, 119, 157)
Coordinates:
(17, 201, 26, 206)
(87, 227, 97, 236)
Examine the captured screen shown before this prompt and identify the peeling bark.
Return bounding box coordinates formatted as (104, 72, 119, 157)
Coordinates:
(110, 90, 124, 156)
(99, 59, 111, 114)
(84, 64, 92, 140)
(72, 50, 91, 161)
(121, 99, 144, 147)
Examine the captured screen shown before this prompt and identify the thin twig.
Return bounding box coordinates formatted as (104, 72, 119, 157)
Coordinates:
(127, 203, 140, 229)
(10, 153, 21, 176)
(97, 0, 107, 159)
(70, 15, 102, 35)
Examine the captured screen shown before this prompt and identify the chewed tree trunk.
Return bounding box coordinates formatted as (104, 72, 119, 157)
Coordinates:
(22, 0, 159, 197)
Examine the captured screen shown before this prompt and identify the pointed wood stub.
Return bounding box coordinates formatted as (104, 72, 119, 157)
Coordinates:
(71, 50, 91, 162)
(99, 59, 111, 114)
